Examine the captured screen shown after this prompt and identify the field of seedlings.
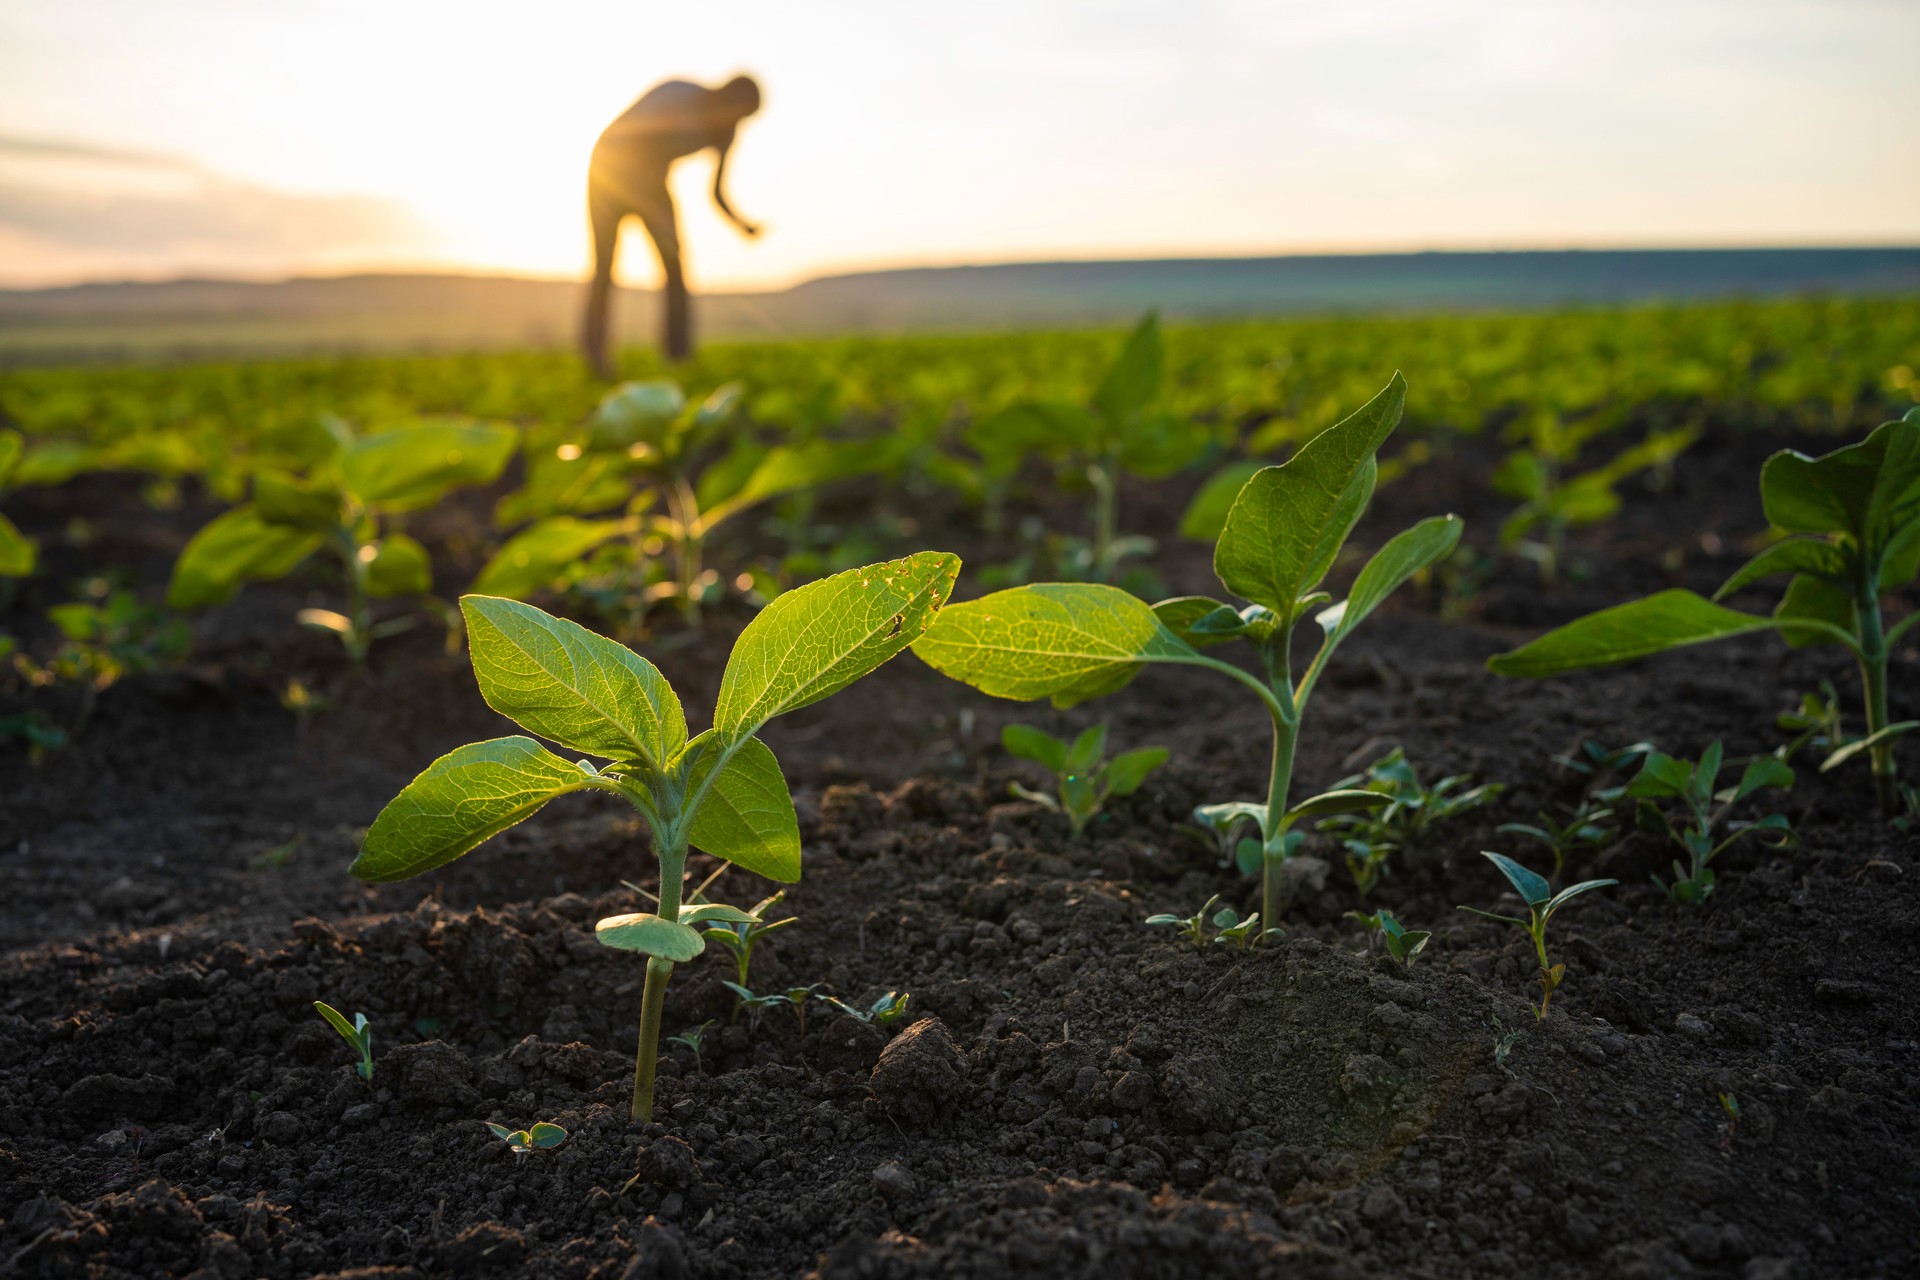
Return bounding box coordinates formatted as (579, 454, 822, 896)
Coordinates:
(1, 296, 1917, 1279)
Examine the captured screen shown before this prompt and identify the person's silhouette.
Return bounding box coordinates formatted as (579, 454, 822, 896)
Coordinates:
(583, 75, 762, 374)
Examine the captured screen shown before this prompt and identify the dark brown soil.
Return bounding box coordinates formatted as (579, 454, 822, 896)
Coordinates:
(2, 421, 1917, 1279)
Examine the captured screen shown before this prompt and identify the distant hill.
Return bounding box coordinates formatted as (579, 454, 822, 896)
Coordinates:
(2, 247, 1917, 365)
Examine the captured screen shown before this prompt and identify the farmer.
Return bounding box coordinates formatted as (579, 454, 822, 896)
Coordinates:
(582, 75, 763, 374)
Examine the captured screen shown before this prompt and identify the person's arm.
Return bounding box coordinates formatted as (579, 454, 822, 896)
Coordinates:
(710, 133, 759, 237)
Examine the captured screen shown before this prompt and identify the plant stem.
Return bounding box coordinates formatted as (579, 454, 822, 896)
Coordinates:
(1854, 589, 1897, 815)
(630, 842, 686, 1122)
(337, 534, 372, 664)
(673, 479, 704, 626)
(1088, 456, 1117, 583)
(1260, 715, 1299, 932)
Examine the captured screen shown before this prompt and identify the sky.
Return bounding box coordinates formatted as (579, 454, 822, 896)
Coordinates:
(0, 0, 1915, 292)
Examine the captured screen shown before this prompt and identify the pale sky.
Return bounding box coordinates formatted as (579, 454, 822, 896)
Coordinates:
(0, 0, 1915, 290)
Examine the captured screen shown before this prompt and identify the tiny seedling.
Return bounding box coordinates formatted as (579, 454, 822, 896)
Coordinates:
(917, 375, 1462, 931)
(665, 1021, 716, 1074)
(1346, 908, 1431, 968)
(724, 982, 824, 1037)
(701, 890, 796, 993)
(11, 586, 191, 737)
(1718, 1092, 1740, 1152)
(1001, 722, 1168, 835)
(1624, 742, 1796, 904)
(353, 553, 960, 1121)
(1459, 851, 1616, 1020)
(1559, 740, 1656, 804)
(1775, 682, 1845, 763)
(480, 379, 880, 629)
(1497, 800, 1616, 879)
(1491, 409, 1920, 814)
(1319, 747, 1503, 894)
(1209, 902, 1276, 951)
(483, 1121, 568, 1159)
(313, 1001, 373, 1081)
(1146, 896, 1222, 949)
(818, 990, 912, 1026)
(170, 415, 517, 661)
(1493, 417, 1697, 583)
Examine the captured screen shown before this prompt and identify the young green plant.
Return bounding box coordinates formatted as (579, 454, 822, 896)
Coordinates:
(351, 552, 959, 1122)
(1346, 908, 1431, 968)
(1490, 409, 1920, 813)
(312, 1001, 373, 1081)
(483, 1121, 567, 1158)
(699, 889, 795, 994)
(1001, 722, 1168, 836)
(917, 375, 1463, 931)
(1493, 417, 1697, 583)
(819, 990, 912, 1026)
(170, 416, 518, 661)
(1624, 742, 1795, 904)
(1318, 746, 1503, 894)
(1458, 852, 1615, 1019)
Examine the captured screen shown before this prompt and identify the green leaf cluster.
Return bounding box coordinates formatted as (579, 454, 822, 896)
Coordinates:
(917, 374, 1462, 931)
(1001, 722, 1167, 835)
(169, 416, 517, 659)
(1624, 743, 1795, 904)
(1490, 409, 1920, 813)
(1459, 853, 1616, 1019)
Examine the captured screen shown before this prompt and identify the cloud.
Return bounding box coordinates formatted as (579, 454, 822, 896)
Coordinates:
(0, 135, 439, 284)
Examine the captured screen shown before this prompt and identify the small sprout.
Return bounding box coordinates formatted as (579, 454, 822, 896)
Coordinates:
(1001, 722, 1168, 835)
(484, 1120, 568, 1159)
(1459, 852, 1616, 1020)
(312, 1001, 373, 1081)
(1146, 895, 1221, 948)
(1558, 740, 1657, 804)
(1497, 799, 1615, 878)
(724, 982, 824, 1037)
(1719, 1092, 1740, 1151)
(666, 1020, 716, 1074)
(1319, 747, 1503, 894)
(1347, 908, 1430, 968)
(818, 990, 912, 1026)
(1625, 742, 1796, 904)
(1209, 903, 1279, 951)
(1776, 682, 1845, 762)
(700, 890, 796, 994)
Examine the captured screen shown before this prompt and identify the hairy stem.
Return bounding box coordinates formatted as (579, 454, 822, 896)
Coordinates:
(631, 842, 687, 1122)
(1854, 589, 1897, 815)
(1259, 620, 1300, 937)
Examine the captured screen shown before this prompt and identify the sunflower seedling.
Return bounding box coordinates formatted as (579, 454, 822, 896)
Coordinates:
(700, 889, 795, 993)
(1625, 742, 1795, 904)
(1319, 747, 1503, 894)
(725, 982, 824, 1037)
(1491, 409, 1920, 814)
(1146, 896, 1222, 948)
(312, 1001, 373, 1081)
(1346, 908, 1431, 968)
(1497, 800, 1616, 878)
(666, 1021, 716, 1074)
(352, 553, 960, 1121)
(1459, 851, 1615, 1020)
(918, 375, 1461, 932)
(1001, 723, 1168, 835)
(819, 990, 912, 1026)
(1209, 903, 1276, 951)
(484, 1121, 567, 1159)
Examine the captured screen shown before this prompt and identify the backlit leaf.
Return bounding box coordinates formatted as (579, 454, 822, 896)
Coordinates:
(682, 733, 802, 882)
(168, 505, 322, 610)
(339, 418, 517, 512)
(1486, 590, 1775, 677)
(364, 534, 432, 599)
(471, 517, 629, 599)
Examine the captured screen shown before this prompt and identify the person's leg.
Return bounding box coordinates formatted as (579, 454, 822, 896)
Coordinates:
(583, 185, 622, 378)
(634, 187, 690, 362)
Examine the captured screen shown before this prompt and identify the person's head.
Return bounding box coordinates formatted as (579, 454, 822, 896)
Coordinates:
(717, 74, 761, 121)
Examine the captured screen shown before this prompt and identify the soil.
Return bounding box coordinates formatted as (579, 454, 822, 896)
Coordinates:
(2, 416, 1917, 1279)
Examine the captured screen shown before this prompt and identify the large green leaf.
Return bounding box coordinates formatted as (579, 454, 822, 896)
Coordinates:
(167, 505, 323, 610)
(1773, 574, 1853, 650)
(0, 512, 34, 577)
(0, 430, 22, 489)
(1316, 515, 1462, 643)
(1214, 374, 1405, 617)
(338, 418, 518, 512)
(14, 441, 94, 488)
(471, 517, 629, 599)
(912, 582, 1201, 709)
(712, 552, 960, 740)
(1715, 537, 1846, 598)
(587, 380, 688, 452)
(682, 732, 802, 882)
(1180, 461, 1265, 541)
(1487, 589, 1776, 678)
(1760, 414, 1920, 543)
(1092, 312, 1164, 430)
(253, 470, 343, 532)
(352, 737, 598, 882)
(461, 595, 686, 768)
(364, 534, 433, 599)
